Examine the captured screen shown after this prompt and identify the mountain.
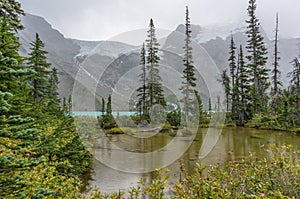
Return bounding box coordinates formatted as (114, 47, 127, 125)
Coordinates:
(19, 13, 80, 99)
(18, 13, 299, 111)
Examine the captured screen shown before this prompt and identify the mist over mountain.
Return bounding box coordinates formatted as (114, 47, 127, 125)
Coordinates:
(18, 13, 299, 111)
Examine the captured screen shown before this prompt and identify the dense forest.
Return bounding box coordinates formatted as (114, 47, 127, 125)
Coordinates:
(1, 0, 300, 198)
(0, 0, 92, 197)
(218, 0, 300, 130)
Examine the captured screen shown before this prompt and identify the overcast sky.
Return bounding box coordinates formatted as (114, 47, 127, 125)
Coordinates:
(19, 0, 300, 41)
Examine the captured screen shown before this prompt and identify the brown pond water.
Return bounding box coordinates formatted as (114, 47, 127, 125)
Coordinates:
(84, 127, 300, 193)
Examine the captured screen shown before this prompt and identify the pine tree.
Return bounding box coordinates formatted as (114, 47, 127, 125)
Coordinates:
(271, 13, 282, 115)
(245, 0, 270, 115)
(136, 43, 147, 118)
(27, 33, 51, 105)
(180, 6, 197, 124)
(218, 70, 231, 112)
(145, 19, 166, 110)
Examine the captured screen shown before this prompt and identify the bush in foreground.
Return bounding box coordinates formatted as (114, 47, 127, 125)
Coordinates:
(85, 145, 300, 198)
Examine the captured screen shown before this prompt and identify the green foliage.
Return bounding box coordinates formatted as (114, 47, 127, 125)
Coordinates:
(0, 4, 92, 197)
(245, 0, 270, 115)
(218, 69, 231, 112)
(0, 15, 21, 61)
(98, 95, 117, 129)
(166, 110, 181, 127)
(98, 114, 117, 129)
(180, 6, 197, 126)
(145, 19, 166, 109)
(26, 33, 52, 105)
(0, 0, 25, 30)
(271, 13, 282, 115)
(136, 43, 147, 118)
(84, 145, 300, 198)
(134, 20, 166, 124)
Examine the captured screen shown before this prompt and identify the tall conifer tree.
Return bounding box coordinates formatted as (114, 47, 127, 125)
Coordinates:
(236, 45, 251, 125)
(136, 43, 147, 118)
(245, 0, 270, 115)
(27, 33, 51, 105)
(145, 19, 166, 109)
(271, 13, 282, 115)
(228, 35, 237, 115)
(219, 70, 231, 112)
(180, 6, 197, 124)
(0, 0, 24, 30)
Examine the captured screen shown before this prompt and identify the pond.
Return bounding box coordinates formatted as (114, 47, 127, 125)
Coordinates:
(83, 127, 300, 194)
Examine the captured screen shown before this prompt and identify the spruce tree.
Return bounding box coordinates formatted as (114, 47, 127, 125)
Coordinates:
(136, 43, 147, 118)
(106, 94, 112, 116)
(208, 97, 212, 113)
(0, 0, 24, 30)
(0, 17, 30, 115)
(218, 70, 231, 112)
(236, 45, 251, 125)
(0, 15, 21, 61)
(27, 33, 51, 105)
(271, 13, 282, 115)
(101, 98, 105, 115)
(228, 35, 236, 111)
(245, 0, 270, 115)
(288, 58, 300, 122)
(180, 6, 197, 124)
(47, 68, 61, 114)
(145, 19, 166, 109)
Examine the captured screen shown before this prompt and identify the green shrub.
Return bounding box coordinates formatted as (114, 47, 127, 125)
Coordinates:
(166, 110, 181, 127)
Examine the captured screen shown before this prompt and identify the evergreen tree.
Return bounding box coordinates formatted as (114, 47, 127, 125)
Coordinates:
(136, 43, 147, 118)
(288, 58, 300, 123)
(62, 96, 67, 114)
(271, 13, 282, 115)
(0, 15, 21, 61)
(68, 95, 72, 114)
(48, 68, 61, 114)
(208, 97, 212, 113)
(101, 98, 105, 115)
(218, 70, 231, 112)
(288, 58, 300, 91)
(0, 0, 24, 30)
(27, 33, 51, 105)
(106, 94, 112, 116)
(245, 0, 270, 115)
(228, 35, 237, 113)
(145, 19, 166, 109)
(0, 17, 30, 115)
(236, 45, 251, 125)
(180, 6, 197, 124)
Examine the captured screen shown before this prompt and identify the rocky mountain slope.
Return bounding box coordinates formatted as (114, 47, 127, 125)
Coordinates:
(18, 13, 299, 111)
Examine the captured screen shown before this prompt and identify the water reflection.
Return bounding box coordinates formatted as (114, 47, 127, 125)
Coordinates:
(87, 128, 300, 193)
